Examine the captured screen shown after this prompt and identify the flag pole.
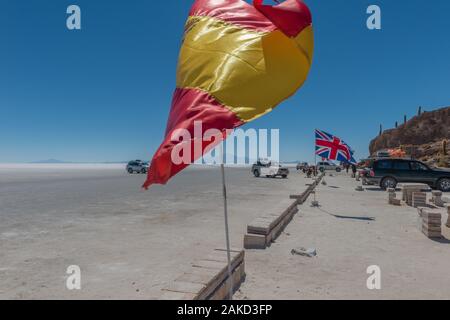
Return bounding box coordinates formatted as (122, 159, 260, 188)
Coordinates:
(219, 142, 234, 300)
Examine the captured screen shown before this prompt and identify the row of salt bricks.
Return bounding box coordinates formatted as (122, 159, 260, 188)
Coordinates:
(400, 184, 429, 207)
(388, 187, 426, 207)
(418, 208, 442, 238)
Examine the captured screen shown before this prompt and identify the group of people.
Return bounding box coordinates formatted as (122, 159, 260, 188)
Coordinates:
(342, 162, 358, 177)
(300, 162, 358, 178)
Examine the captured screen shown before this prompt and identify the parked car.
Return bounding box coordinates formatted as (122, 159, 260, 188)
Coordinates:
(126, 160, 149, 174)
(252, 159, 289, 178)
(317, 161, 342, 172)
(296, 162, 309, 171)
(366, 158, 450, 191)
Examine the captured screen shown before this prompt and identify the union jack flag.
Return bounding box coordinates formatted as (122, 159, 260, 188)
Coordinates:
(315, 129, 356, 164)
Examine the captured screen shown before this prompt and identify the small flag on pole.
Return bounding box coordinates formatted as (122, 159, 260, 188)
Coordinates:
(315, 129, 356, 164)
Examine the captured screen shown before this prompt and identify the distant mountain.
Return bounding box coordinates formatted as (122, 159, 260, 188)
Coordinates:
(30, 159, 71, 164)
(29, 159, 130, 164)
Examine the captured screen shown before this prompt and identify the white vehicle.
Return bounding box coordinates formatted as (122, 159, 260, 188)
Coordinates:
(317, 161, 342, 172)
(252, 159, 289, 178)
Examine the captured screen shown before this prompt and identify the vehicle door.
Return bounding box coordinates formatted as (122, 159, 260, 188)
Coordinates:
(260, 162, 271, 176)
(374, 159, 394, 178)
(410, 161, 434, 185)
(392, 160, 412, 182)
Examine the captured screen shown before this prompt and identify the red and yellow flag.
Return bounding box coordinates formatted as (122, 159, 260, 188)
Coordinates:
(143, 0, 314, 189)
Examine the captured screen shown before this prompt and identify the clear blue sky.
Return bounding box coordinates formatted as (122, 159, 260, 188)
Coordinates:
(1, 0, 449, 163)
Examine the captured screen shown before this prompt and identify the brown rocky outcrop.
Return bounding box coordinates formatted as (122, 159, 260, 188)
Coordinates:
(369, 106, 450, 167)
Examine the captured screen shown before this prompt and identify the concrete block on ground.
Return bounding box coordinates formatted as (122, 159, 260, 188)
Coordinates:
(412, 192, 427, 208)
(389, 198, 401, 206)
(247, 218, 273, 235)
(422, 217, 442, 226)
(419, 210, 443, 239)
(398, 183, 430, 190)
(422, 222, 441, 232)
(246, 198, 299, 249)
(162, 248, 246, 300)
(399, 184, 430, 206)
(209, 262, 245, 300)
(244, 233, 267, 249)
(421, 210, 442, 219)
(422, 227, 442, 239)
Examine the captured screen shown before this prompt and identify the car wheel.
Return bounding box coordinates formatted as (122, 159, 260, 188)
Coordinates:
(282, 175, 287, 179)
(381, 177, 397, 190)
(437, 178, 450, 192)
(127, 168, 134, 174)
(319, 167, 325, 173)
(253, 170, 260, 178)
(141, 168, 147, 174)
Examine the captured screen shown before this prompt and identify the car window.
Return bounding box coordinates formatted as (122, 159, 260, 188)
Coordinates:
(410, 162, 428, 171)
(393, 161, 410, 170)
(375, 160, 392, 169)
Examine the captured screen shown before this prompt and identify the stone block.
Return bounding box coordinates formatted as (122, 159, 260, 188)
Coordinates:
(412, 192, 427, 208)
(389, 198, 401, 206)
(422, 216, 442, 225)
(421, 211, 442, 219)
(247, 218, 273, 235)
(244, 233, 267, 249)
(422, 227, 442, 239)
(209, 262, 245, 300)
(422, 223, 441, 232)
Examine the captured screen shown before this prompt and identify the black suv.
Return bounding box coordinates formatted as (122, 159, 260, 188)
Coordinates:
(367, 158, 450, 191)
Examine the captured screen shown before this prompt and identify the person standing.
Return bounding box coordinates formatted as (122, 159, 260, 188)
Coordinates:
(351, 164, 357, 178)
